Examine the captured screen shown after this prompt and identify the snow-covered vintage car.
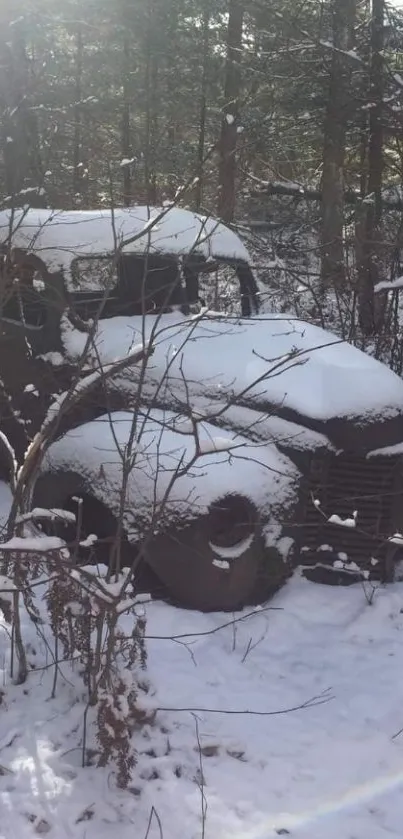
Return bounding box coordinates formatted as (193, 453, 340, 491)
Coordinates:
(0, 206, 258, 458)
(2, 206, 403, 611)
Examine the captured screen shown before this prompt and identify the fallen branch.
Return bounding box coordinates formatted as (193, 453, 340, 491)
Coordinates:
(249, 178, 403, 211)
(157, 688, 333, 716)
(7, 341, 154, 536)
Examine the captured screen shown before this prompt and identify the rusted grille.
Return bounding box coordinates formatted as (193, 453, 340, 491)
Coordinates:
(299, 453, 403, 570)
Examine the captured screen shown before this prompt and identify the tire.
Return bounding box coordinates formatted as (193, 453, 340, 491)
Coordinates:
(145, 494, 289, 612)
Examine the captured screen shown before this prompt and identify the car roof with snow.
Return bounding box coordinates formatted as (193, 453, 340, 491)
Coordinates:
(0, 206, 251, 279)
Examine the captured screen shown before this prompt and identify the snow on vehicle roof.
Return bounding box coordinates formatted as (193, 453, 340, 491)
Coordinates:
(0, 206, 251, 278)
(42, 409, 298, 540)
(62, 311, 403, 423)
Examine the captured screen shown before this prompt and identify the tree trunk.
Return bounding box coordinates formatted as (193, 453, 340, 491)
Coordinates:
(121, 34, 132, 206)
(217, 0, 243, 224)
(73, 27, 84, 202)
(357, 0, 384, 335)
(144, 0, 159, 205)
(195, 8, 210, 211)
(320, 0, 357, 290)
(0, 19, 29, 201)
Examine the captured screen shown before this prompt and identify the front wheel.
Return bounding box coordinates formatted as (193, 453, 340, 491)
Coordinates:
(145, 494, 289, 611)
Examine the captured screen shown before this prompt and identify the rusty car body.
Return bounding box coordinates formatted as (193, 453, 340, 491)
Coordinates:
(0, 206, 403, 610)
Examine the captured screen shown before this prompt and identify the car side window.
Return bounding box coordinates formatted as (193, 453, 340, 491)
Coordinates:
(71, 254, 184, 318)
(71, 257, 118, 293)
(198, 263, 243, 316)
(116, 254, 184, 314)
(69, 257, 119, 319)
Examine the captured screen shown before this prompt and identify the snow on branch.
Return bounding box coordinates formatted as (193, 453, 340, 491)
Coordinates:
(328, 511, 357, 529)
(43, 341, 151, 430)
(374, 276, 403, 293)
(198, 436, 242, 455)
(388, 532, 403, 546)
(249, 178, 403, 210)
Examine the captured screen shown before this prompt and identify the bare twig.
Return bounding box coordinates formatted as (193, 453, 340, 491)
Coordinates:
(157, 688, 333, 716)
(192, 714, 207, 839)
(143, 806, 164, 839)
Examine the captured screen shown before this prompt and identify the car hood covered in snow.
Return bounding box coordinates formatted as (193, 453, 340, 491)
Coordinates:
(61, 312, 403, 448)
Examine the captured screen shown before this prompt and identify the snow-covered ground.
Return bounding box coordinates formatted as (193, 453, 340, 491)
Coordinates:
(1, 572, 403, 838)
